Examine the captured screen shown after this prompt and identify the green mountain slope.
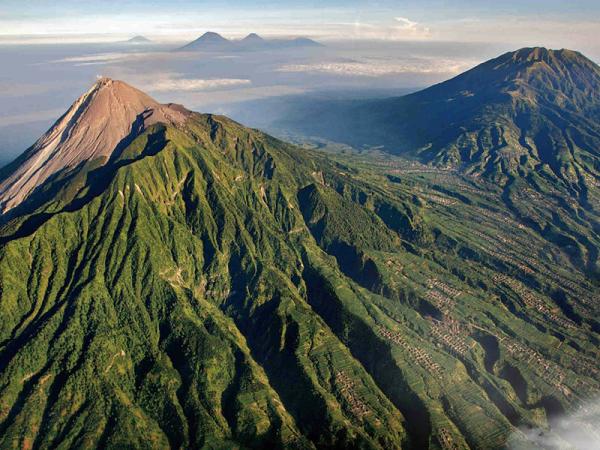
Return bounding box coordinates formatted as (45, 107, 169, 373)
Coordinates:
(395, 47, 600, 187)
(0, 80, 599, 449)
(267, 47, 600, 277)
(273, 47, 600, 186)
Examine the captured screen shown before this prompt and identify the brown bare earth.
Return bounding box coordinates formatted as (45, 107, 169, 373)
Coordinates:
(0, 77, 189, 213)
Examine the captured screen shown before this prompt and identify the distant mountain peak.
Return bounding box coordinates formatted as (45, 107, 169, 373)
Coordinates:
(178, 31, 233, 51)
(511, 46, 556, 62)
(291, 37, 323, 45)
(0, 79, 190, 213)
(242, 32, 264, 41)
(275, 46, 600, 187)
(484, 46, 598, 76)
(411, 47, 600, 179)
(126, 35, 152, 43)
(240, 33, 266, 44)
(197, 31, 229, 42)
(273, 37, 324, 48)
(418, 46, 600, 103)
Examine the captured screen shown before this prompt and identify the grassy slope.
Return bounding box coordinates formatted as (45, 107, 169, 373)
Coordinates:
(0, 113, 598, 449)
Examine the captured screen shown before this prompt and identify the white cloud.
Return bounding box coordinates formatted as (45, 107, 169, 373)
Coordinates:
(143, 74, 251, 92)
(277, 58, 474, 77)
(391, 16, 431, 38)
(395, 17, 420, 33)
(508, 397, 600, 450)
(51, 53, 134, 65)
(337, 16, 431, 41)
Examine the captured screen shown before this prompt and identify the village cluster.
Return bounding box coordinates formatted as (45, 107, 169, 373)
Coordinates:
(334, 370, 371, 420)
(376, 326, 443, 379)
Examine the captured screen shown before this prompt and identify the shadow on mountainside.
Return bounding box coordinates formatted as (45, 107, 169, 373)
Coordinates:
(0, 119, 168, 246)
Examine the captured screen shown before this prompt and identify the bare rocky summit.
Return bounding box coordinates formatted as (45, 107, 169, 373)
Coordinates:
(0, 78, 189, 213)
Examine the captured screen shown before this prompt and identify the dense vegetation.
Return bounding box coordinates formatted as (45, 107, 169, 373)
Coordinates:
(0, 103, 598, 449)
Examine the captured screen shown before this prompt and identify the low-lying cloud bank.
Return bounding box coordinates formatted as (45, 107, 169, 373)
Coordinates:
(508, 397, 600, 449)
(277, 58, 474, 77)
(146, 77, 251, 92)
(51, 52, 134, 65)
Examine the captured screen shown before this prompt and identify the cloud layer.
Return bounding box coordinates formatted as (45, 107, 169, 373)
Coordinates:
(51, 52, 144, 66)
(508, 397, 600, 450)
(277, 58, 474, 77)
(146, 76, 252, 92)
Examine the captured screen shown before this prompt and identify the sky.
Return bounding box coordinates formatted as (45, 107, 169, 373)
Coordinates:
(0, 0, 599, 50)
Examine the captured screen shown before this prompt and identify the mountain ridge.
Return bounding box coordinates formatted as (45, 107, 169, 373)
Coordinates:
(178, 31, 323, 52)
(0, 67, 598, 448)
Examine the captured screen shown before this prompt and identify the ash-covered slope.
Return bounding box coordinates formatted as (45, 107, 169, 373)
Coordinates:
(0, 78, 189, 213)
(0, 80, 598, 449)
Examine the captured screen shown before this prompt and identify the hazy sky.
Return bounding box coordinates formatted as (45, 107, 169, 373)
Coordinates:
(1, 0, 599, 51)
